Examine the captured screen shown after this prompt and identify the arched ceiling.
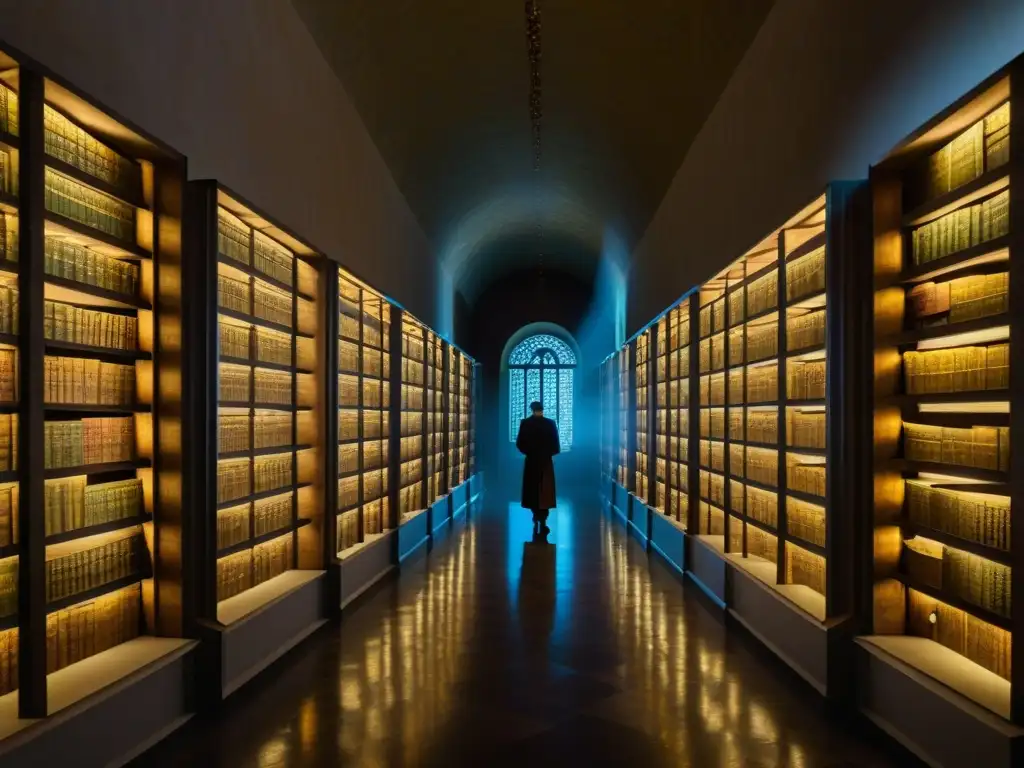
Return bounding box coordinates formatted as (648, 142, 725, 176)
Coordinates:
(291, 0, 773, 302)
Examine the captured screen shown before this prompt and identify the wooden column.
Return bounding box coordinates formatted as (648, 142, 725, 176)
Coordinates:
(17, 66, 46, 719)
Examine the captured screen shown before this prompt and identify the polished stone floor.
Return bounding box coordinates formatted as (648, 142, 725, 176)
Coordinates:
(134, 494, 918, 767)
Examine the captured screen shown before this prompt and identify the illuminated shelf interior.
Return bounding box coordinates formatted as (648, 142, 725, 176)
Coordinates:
(337, 273, 391, 555)
(215, 193, 320, 604)
(425, 332, 443, 503)
(0, 55, 194, 709)
(617, 348, 629, 488)
(399, 317, 426, 520)
(684, 194, 832, 618)
(634, 330, 649, 502)
(871, 81, 1013, 718)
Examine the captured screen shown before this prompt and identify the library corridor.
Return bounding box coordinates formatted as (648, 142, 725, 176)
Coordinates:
(132, 494, 911, 767)
(1, 4, 1024, 768)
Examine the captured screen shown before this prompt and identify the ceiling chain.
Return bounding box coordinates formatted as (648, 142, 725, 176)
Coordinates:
(524, 0, 544, 272)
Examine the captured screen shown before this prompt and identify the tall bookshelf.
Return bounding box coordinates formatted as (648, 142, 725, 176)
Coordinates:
(634, 330, 650, 502)
(654, 316, 668, 512)
(689, 191, 860, 623)
(206, 188, 324, 622)
(868, 67, 1020, 722)
(617, 348, 629, 488)
(458, 353, 471, 486)
(446, 343, 458, 493)
(399, 317, 426, 521)
(467, 357, 476, 483)
(425, 331, 444, 505)
(0, 52, 188, 719)
(0, 53, 18, 704)
(667, 299, 691, 527)
(336, 273, 391, 558)
(696, 283, 727, 540)
(600, 356, 614, 482)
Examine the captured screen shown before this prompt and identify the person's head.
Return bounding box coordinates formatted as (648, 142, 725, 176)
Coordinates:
(530, 401, 544, 417)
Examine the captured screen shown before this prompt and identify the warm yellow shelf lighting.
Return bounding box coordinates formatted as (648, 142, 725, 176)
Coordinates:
(788, 292, 827, 311)
(908, 246, 1009, 283)
(916, 325, 1009, 351)
(917, 401, 1009, 414)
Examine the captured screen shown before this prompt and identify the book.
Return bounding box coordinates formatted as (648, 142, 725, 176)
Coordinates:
(786, 543, 825, 595)
(44, 237, 140, 297)
(786, 247, 826, 302)
(910, 190, 1009, 266)
(44, 528, 141, 602)
(44, 582, 142, 675)
(787, 497, 826, 547)
(45, 169, 134, 243)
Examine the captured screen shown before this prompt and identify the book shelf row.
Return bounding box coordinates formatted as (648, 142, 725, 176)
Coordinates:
(335, 277, 476, 560)
(603, 57, 1024, 740)
(0, 45, 482, 764)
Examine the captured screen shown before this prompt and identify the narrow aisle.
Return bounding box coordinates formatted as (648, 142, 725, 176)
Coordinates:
(135, 494, 913, 767)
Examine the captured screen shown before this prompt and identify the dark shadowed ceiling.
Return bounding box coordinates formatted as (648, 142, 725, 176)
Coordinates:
(291, 0, 772, 302)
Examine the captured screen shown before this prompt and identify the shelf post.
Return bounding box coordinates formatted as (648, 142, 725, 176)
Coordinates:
(776, 233, 789, 584)
(151, 152, 188, 638)
(17, 65, 47, 719)
(687, 296, 700, 534)
(183, 182, 218, 627)
(322, 262, 339, 575)
(1007, 55, 1024, 725)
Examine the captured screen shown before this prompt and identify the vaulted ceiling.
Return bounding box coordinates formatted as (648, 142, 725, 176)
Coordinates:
(291, 0, 773, 302)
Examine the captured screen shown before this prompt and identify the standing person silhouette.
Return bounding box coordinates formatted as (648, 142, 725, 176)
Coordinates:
(515, 401, 560, 534)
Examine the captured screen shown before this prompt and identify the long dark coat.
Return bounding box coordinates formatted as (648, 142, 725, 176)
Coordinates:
(516, 415, 560, 510)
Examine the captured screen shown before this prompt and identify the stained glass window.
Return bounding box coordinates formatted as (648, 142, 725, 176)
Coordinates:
(509, 332, 575, 451)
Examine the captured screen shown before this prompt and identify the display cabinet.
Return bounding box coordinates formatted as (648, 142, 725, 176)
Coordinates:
(858, 58, 1024, 765)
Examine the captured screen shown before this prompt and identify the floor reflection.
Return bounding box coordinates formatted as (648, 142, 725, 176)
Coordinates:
(133, 494, 915, 767)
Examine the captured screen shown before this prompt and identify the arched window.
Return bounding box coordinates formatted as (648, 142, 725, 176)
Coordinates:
(508, 333, 575, 451)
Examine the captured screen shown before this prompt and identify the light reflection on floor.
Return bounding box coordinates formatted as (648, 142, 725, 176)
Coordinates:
(133, 493, 916, 767)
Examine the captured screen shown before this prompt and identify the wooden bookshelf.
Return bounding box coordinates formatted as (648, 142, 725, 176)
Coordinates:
(654, 315, 668, 512)
(668, 299, 691, 528)
(399, 316, 426, 521)
(684, 190, 863, 624)
(425, 332, 444, 505)
(696, 275, 728, 543)
(467, 356, 476, 482)
(867, 63, 1020, 725)
(203, 188, 324, 614)
(617, 348, 630, 488)
(601, 356, 615, 483)
(0, 49, 190, 721)
(446, 343, 458, 493)
(634, 329, 650, 503)
(336, 273, 392, 557)
(458, 352, 471, 486)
